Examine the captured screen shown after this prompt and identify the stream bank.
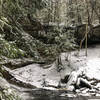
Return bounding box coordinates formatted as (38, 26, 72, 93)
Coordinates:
(1, 44, 100, 100)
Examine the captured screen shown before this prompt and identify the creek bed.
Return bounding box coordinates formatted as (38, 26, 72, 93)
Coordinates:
(3, 44, 100, 100)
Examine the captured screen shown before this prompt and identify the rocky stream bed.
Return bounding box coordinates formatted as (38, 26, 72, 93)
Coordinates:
(1, 44, 100, 100)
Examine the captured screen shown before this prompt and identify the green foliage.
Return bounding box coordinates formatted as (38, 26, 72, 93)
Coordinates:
(35, 27, 77, 63)
(0, 0, 78, 63)
(16, 34, 39, 59)
(55, 31, 77, 51)
(0, 16, 12, 32)
(0, 87, 21, 100)
(1, 0, 46, 23)
(0, 34, 26, 58)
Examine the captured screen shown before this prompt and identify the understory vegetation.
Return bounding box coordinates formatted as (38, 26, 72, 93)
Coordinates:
(0, 0, 100, 62)
(0, 1, 77, 98)
(0, 0, 78, 63)
(0, 0, 100, 99)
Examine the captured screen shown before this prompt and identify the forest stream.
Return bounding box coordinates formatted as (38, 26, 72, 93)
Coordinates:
(1, 0, 100, 100)
(3, 44, 100, 100)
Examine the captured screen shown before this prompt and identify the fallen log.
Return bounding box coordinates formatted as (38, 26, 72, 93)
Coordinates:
(0, 66, 36, 88)
(0, 58, 45, 69)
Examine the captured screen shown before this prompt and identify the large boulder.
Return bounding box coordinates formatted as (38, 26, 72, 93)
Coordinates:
(75, 24, 100, 44)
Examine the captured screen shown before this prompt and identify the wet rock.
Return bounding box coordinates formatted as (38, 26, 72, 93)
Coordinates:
(77, 78, 92, 89)
(61, 75, 69, 83)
